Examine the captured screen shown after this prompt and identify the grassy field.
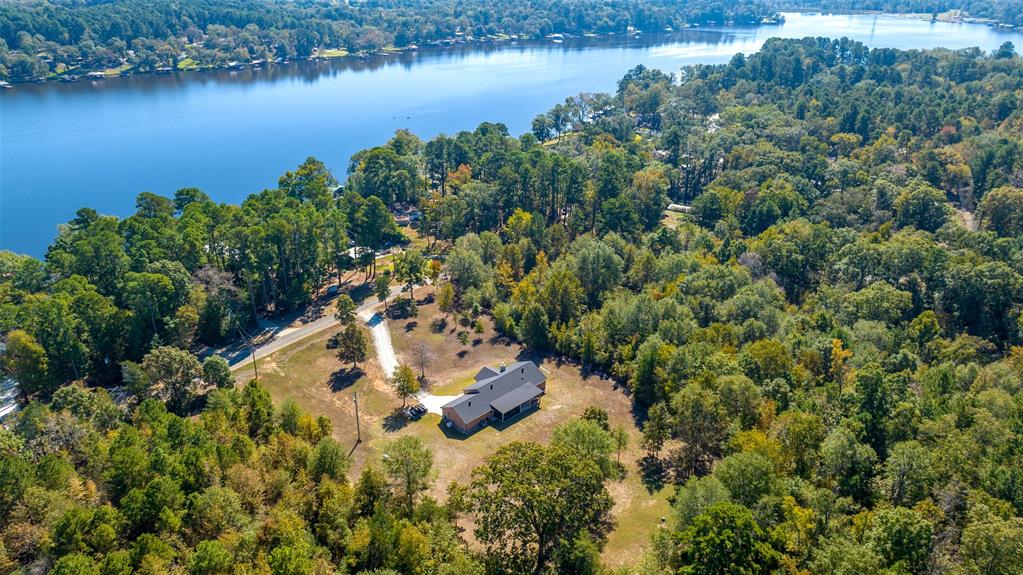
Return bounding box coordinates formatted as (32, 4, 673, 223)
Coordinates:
(316, 48, 350, 58)
(662, 209, 689, 229)
(243, 287, 672, 567)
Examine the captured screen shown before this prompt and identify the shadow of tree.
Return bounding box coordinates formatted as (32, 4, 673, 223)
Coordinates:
(404, 321, 418, 332)
(329, 368, 363, 392)
(383, 409, 410, 432)
(639, 454, 667, 493)
(488, 334, 515, 347)
(348, 283, 373, 304)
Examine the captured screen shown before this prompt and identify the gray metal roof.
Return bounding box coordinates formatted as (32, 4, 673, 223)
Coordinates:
(490, 383, 543, 414)
(442, 361, 546, 423)
(474, 366, 499, 381)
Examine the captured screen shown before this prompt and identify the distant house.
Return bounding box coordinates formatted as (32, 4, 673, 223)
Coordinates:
(441, 361, 546, 433)
(0, 343, 19, 422)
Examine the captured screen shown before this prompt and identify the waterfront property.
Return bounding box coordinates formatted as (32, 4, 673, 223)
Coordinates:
(441, 361, 546, 433)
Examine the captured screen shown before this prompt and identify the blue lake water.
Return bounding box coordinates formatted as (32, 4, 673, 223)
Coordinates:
(1, 12, 1020, 256)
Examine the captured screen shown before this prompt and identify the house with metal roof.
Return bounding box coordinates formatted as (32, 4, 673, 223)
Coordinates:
(441, 361, 546, 433)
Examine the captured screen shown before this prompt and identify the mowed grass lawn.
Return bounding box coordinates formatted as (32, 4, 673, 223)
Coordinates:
(244, 290, 673, 567)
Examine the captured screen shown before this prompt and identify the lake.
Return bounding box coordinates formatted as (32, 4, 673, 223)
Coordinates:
(1, 12, 1019, 256)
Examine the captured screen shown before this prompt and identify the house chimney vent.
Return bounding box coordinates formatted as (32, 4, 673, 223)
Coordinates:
(500, 362, 506, 372)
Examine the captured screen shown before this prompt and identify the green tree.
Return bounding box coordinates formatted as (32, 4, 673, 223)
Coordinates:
(541, 267, 585, 325)
(611, 426, 629, 465)
(713, 452, 777, 508)
(141, 346, 201, 413)
(572, 237, 624, 306)
(893, 181, 949, 232)
(334, 294, 357, 325)
(631, 335, 666, 407)
(51, 553, 100, 575)
(436, 282, 455, 317)
(393, 249, 427, 303)
(382, 436, 433, 518)
(189, 540, 233, 575)
(555, 531, 602, 575)
(642, 402, 672, 453)
(202, 356, 234, 389)
(242, 381, 276, 441)
(819, 425, 877, 503)
(878, 441, 934, 507)
(866, 507, 933, 574)
(943, 261, 1023, 341)
(673, 476, 732, 529)
(671, 502, 780, 575)
(670, 384, 728, 477)
(337, 323, 368, 369)
(356, 196, 399, 277)
(518, 302, 550, 351)
(446, 246, 486, 295)
(268, 545, 315, 575)
(973, 186, 1023, 235)
(809, 537, 883, 575)
(581, 406, 610, 431)
(374, 272, 391, 312)
(390, 364, 419, 410)
(310, 438, 351, 483)
(740, 339, 792, 384)
(185, 487, 246, 541)
(959, 515, 1023, 575)
(551, 418, 614, 478)
(2, 329, 49, 399)
(456, 442, 613, 574)
(121, 361, 152, 401)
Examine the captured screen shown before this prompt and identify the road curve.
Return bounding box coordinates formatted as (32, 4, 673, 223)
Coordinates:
(226, 284, 404, 371)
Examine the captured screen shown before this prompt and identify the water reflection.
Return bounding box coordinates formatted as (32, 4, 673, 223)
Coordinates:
(1, 13, 1019, 256)
(8, 28, 761, 98)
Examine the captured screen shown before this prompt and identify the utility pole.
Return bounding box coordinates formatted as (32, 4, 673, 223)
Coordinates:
(249, 343, 259, 379)
(354, 391, 362, 444)
(237, 323, 259, 380)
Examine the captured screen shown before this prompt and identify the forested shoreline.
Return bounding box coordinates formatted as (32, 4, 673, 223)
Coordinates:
(3, 0, 1023, 85)
(3, 36, 1023, 574)
(782, 1, 1023, 27)
(0, 0, 777, 84)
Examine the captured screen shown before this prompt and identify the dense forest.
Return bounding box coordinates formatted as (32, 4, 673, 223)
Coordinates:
(4, 36, 1023, 574)
(0, 0, 775, 82)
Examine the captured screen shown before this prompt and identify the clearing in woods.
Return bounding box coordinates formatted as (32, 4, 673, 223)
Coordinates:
(245, 285, 673, 566)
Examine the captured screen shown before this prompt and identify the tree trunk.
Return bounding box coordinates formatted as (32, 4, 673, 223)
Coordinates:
(533, 539, 550, 575)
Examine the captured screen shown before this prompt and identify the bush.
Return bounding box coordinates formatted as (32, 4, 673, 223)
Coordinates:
(388, 297, 419, 319)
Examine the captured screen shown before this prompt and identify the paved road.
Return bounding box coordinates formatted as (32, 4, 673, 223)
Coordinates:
(226, 284, 405, 371)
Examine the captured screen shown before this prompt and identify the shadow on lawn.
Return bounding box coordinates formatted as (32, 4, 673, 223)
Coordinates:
(383, 409, 411, 432)
(639, 454, 668, 493)
(329, 367, 363, 392)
